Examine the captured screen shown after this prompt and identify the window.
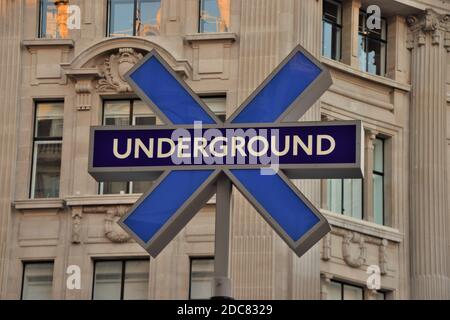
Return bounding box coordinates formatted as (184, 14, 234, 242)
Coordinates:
(358, 11, 387, 76)
(21, 262, 54, 300)
(326, 280, 364, 300)
(100, 99, 156, 195)
(373, 138, 384, 225)
(199, 0, 230, 33)
(107, 0, 161, 37)
(39, 0, 70, 38)
(189, 258, 214, 299)
(31, 102, 64, 199)
(327, 179, 362, 220)
(200, 95, 226, 121)
(92, 259, 149, 300)
(322, 0, 342, 61)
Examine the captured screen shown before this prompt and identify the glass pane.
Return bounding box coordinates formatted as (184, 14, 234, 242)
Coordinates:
(373, 173, 384, 225)
(35, 102, 64, 138)
(322, 21, 341, 60)
(199, 0, 230, 33)
(136, 0, 161, 36)
(40, 0, 69, 39)
(201, 96, 226, 119)
(93, 261, 122, 300)
(342, 179, 362, 219)
(366, 38, 386, 76)
(375, 291, 386, 300)
(323, 0, 341, 24)
(190, 259, 214, 299)
(373, 138, 384, 173)
(133, 100, 156, 126)
(358, 34, 367, 72)
(123, 260, 149, 300)
(327, 179, 342, 213)
(327, 281, 342, 300)
(104, 100, 130, 126)
(102, 181, 129, 195)
(343, 284, 363, 300)
(131, 181, 153, 194)
(109, 0, 135, 37)
(22, 263, 54, 300)
(32, 142, 62, 198)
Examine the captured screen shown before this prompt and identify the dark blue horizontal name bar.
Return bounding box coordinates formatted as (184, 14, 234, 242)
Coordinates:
(92, 125, 357, 168)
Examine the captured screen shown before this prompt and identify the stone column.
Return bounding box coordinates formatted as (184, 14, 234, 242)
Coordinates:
(407, 9, 450, 299)
(0, 1, 23, 298)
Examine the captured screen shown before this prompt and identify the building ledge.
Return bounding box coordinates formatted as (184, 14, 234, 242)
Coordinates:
(321, 209, 403, 243)
(184, 32, 238, 44)
(22, 38, 75, 49)
(13, 199, 65, 210)
(65, 194, 140, 207)
(321, 57, 411, 92)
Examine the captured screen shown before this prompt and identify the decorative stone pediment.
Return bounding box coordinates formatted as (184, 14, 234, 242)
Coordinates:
(61, 37, 193, 109)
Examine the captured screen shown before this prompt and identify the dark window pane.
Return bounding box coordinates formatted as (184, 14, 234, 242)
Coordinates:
(131, 181, 153, 194)
(199, 0, 230, 33)
(32, 142, 62, 198)
(133, 100, 156, 125)
(22, 263, 54, 300)
(136, 0, 161, 36)
(323, 0, 341, 24)
(102, 181, 129, 194)
(93, 261, 122, 300)
(109, 0, 135, 37)
(366, 38, 386, 75)
(35, 102, 64, 138)
(343, 284, 364, 300)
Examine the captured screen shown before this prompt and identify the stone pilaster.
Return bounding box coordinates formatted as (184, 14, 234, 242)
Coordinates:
(363, 130, 377, 223)
(341, 0, 361, 68)
(407, 9, 450, 299)
(0, 0, 23, 298)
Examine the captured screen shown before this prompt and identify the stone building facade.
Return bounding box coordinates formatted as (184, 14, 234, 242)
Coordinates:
(0, 0, 449, 300)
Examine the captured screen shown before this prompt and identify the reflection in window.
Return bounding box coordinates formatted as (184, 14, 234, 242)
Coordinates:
(358, 11, 387, 76)
(199, 0, 230, 33)
(190, 258, 214, 299)
(108, 0, 161, 37)
(327, 178, 362, 220)
(100, 99, 156, 195)
(373, 138, 384, 225)
(39, 0, 70, 39)
(322, 0, 342, 61)
(21, 262, 54, 300)
(31, 102, 64, 199)
(93, 259, 149, 300)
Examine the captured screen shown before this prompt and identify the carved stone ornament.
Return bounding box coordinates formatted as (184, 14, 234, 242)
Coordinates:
(104, 206, 132, 243)
(71, 209, 82, 244)
(342, 231, 366, 268)
(97, 48, 144, 92)
(406, 9, 450, 48)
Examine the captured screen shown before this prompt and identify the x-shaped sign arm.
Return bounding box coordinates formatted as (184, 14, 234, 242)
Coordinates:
(110, 45, 337, 258)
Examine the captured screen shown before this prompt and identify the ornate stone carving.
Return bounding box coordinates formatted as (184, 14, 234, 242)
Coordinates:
(71, 208, 82, 244)
(321, 232, 331, 261)
(104, 206, 131, 243)
(406, 9, 450, 48)
(341, 231, 366, 268)
(97, 48, 144, 92)
(75, 79, 93, 111)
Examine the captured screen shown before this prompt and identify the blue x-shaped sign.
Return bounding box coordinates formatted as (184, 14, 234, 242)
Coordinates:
(89, 45, 363, 258)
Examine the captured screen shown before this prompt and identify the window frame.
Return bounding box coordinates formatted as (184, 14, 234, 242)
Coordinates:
(21, 260, 55, 300)
(373, 137, 385, 225)
(329, 279, 364, 300)
(189, 256, 214, 300)
(30, 100, 64, 199)
(358, 10, 388, 76)
(327, 178, 364, 220)
(91, 257, 149, 300)
(322, 0, 343, 61)
(106, 0, 161, 37)
(99, 98, 156, 195)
